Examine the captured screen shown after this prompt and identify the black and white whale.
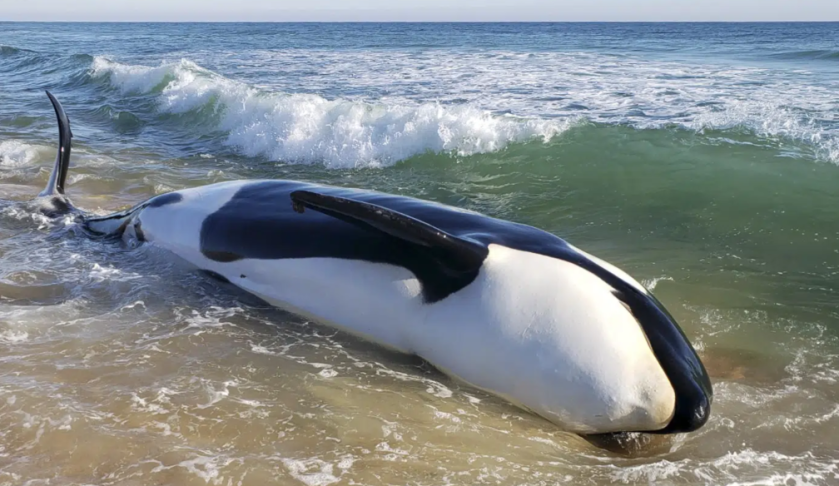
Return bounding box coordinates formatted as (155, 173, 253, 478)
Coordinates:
(36, 91, 711, 435)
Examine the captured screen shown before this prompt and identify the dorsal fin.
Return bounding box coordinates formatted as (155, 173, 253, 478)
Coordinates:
(290, 190, 489, 289)
(39, 90, 72, 197)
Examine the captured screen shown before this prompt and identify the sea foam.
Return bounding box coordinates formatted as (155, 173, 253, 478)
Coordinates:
(91, 57, 567, 168)
(0, 141, 45, 168)
(89, 50, 839, 166)
(229, 49, 839, 165)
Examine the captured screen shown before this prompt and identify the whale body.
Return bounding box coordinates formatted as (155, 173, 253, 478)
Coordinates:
(36, 91, 712, 435)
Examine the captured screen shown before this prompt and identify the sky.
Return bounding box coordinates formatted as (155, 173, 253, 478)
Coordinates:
(1, 0, 838, 22)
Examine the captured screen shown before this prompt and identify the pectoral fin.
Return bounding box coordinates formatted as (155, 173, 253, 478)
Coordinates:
(290, 189, 489, 286)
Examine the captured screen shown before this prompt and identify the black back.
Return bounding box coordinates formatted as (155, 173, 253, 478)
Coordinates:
(199, 181, 557, 302)
(200, 181, 571, 265)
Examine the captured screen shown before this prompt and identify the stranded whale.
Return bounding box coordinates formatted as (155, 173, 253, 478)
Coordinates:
(36, 91, 712, 435)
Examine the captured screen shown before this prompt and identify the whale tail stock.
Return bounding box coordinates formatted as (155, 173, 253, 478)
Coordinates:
(38, 90, 76, 216)
(35, 91, 155, 236)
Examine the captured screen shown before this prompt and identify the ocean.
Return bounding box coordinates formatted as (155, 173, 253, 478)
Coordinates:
(1, 22, 838, 485)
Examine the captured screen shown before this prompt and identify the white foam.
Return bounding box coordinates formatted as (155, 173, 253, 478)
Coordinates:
(106, 49, 839, 165)
(281, 455, 355, 486)
(0, 329, 29, 344)
(174, 454, 240, 485)
(91, 57, 190, 95)
(90, 57, 568, 168)
(373, 365, 453, 398)
(88, 51, 839, 166)
(0, 141, 45, 168)
(611, 449, 839, 485)
(89, 263, 143, 283)
(197, 379, 237, 409)
(0, 205, 53, 230)
(642, 276, 674, 291)
(181, 306, 242, 330)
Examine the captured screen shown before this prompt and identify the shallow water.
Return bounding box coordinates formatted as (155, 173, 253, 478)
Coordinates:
(1, 22, 839, 485)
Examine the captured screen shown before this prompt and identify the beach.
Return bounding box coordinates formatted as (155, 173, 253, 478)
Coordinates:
(1, 22, 838, 485)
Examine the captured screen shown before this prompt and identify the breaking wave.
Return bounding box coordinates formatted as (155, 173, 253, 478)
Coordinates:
(86, 52, 839, 167)
(0, 141, 47, 168)
(90, 57, 568, 168)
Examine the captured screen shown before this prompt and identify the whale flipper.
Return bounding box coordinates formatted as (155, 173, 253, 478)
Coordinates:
(41, 91, 72, 197)
(290, 189, 489, 275)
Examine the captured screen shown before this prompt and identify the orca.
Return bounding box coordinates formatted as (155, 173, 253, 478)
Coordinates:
(36, 91, 712, 436)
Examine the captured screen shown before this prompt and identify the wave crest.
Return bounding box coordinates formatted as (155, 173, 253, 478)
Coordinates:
(0, 45, 34, 56)
(0, 141, 46, 168)
(689, 103, 839, 163)
(90, 57, 567, 168)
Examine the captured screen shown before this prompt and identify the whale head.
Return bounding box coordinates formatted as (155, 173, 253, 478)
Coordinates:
(420, 242, 711, 435)
(569, 246, 713, 434)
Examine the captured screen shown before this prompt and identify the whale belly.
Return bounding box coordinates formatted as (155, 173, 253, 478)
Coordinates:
(131, 183, 428, 352)
(221, 258, 428, 353)
(194, 255, 427, 354)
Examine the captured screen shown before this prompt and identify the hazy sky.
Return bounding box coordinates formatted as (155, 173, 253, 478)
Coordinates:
(1, 0, 838, 22)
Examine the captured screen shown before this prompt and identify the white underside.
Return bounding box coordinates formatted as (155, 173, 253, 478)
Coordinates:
(125, 182, 676, 434)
